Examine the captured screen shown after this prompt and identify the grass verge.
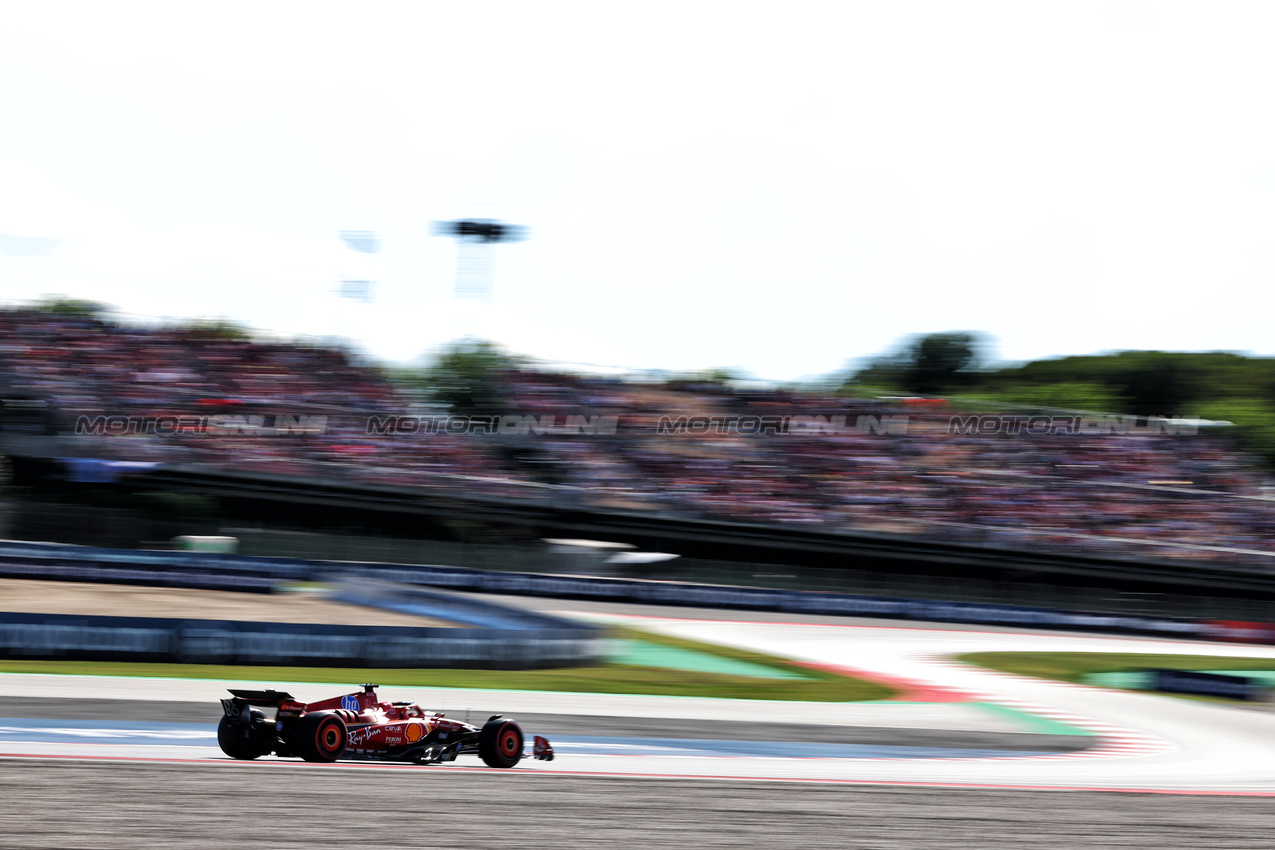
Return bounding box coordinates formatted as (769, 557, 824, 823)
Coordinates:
(959, 651, 1275, 693)
(0, 626, 896, 702)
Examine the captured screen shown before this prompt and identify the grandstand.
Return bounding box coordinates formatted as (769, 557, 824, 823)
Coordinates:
(1, 304, 1274, 574)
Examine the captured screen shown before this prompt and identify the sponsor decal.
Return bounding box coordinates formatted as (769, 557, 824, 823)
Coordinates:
(404, 722, 424, 743)
(341, 695, 360, 711)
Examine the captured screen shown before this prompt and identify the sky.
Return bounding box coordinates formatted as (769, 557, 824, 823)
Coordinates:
(1, 1, 1273, 382)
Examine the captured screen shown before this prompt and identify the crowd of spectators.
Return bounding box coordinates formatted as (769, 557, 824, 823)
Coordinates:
(2, 306, 1274, 567)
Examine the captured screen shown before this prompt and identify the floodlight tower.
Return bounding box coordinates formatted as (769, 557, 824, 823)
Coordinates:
(433, 219, 527, 304)
(337, 230, 380, 303)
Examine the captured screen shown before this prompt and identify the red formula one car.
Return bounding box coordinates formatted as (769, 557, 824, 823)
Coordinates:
(217, 684, 554, 768)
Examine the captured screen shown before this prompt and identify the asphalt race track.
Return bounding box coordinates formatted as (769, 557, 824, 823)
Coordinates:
(6, 604, 1275, 847)
(4, 761, 1275, 850)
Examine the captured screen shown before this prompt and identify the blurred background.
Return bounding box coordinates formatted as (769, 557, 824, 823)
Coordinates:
(3, 1, 1275, 619)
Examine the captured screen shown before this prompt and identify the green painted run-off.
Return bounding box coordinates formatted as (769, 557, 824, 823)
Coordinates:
(608, 639, 811, 680)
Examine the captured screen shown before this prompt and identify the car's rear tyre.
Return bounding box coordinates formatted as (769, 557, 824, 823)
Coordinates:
(294, 712, 348, 763)
(217, 714, 269, 760)
(478, 718, 524, 768)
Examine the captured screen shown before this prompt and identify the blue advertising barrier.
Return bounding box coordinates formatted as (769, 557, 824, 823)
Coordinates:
(0, 558, 276, 592)
(1148, 668, 1258, 701)
(0, 611, 605, 669)
(0, 540, 309, 575)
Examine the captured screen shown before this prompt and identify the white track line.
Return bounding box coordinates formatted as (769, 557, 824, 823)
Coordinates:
(8, 617, 1275, 792)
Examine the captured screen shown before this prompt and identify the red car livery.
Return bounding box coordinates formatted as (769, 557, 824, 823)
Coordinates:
(217, 683, 553, 768)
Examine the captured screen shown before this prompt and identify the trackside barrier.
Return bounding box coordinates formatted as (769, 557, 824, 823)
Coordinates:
(340, 565, 1206, 639)
(0, 540, 294, 593)
(1147, 669, 1259, 701)
(0, 539, 1209, 639)
(0, 559, 275, 593)
(1202, 620, 1275, 643)
(330, 577, 592, 632)
(0, 612, 606, 669)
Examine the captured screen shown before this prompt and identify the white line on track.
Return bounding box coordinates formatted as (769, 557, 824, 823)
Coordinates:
(607, 614, 1275, 792)
(8, 615, 1275, 793)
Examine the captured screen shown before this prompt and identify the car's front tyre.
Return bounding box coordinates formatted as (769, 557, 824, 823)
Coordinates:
(478, 718, 524, 768)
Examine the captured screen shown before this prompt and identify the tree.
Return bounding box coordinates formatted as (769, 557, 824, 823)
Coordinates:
(846, 332, 986, 396)
(419, 340, 518, 412)
(843, 354, 907, 393)
(903, 332, 982, 395)
(181, 318, 253, 341)
(33, 296, 110, 320)
(1112, 354, 1201, 417)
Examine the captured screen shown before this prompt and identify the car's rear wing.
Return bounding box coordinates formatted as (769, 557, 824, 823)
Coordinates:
(226, 688, 296, 706)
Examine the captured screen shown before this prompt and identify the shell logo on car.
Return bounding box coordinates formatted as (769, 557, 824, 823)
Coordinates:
(404, 721, 425, 743)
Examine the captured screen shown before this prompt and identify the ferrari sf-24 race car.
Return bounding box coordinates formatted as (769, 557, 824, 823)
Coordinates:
(217, 684, 554, 768)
